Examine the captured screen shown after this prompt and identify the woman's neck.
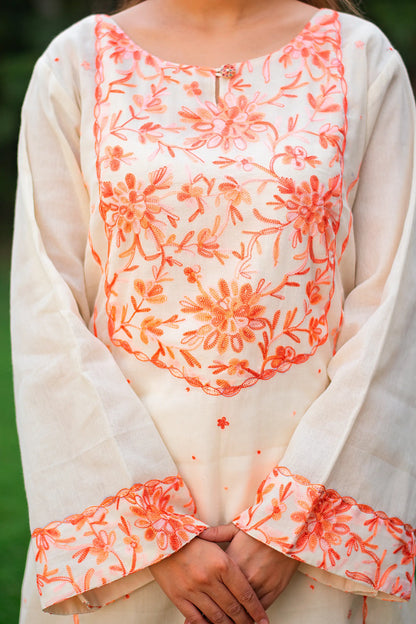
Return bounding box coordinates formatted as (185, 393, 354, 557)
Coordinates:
(112, 0, 318, 68)
(140, 0, 303, 31)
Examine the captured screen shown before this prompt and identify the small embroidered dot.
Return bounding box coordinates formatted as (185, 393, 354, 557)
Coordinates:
(54, 57, 60, 62)
(318, 369, 322, 374)
(292, 410, 296, 416)
(347, 609, 352, 619)
(192, 455, 196, 460)
(217, 417, 230, 429)
(125, 594, 130, 599)
(224, 486, 229, 490)
(81, 60, 91, 70)
(186, 387, 190, 392)
(355, 40, 365, 49)
(309, 584, 315, 590)
(127, 379, 131, 383)
(257, 450, 261, 455)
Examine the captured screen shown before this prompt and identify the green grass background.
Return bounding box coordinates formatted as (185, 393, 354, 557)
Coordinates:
(0, 248, 29, 624)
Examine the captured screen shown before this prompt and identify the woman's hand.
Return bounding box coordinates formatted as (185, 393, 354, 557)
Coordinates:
(201, 525, 299, 610)
(149, 536, 270, 624)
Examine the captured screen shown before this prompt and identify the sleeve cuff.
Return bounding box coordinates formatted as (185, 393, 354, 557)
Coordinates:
(233, 466, 416, 601)
(32, 475, 208, 613)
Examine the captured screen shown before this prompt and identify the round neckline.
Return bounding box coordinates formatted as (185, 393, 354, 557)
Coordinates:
(100, 8, 333, 73)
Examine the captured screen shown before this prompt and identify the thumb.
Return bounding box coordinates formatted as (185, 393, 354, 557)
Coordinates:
(199, 523, 240, 543)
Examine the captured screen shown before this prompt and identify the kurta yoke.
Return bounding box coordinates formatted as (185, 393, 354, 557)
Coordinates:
(12, 8, 416, 624)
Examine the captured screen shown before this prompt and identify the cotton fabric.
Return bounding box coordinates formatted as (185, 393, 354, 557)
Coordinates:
(12, 8, 416, 624)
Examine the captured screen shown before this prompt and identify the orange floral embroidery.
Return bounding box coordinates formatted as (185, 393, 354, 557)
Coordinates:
(92, 11, 350, 397)
(234, 466, 416, 600)
(184, 81, 202, 97)
(277, 145, 321, 170)
(217, 417, 230, 429)
(181, 279, 267, 354)
(32, 476, 207, 609)
(102, 145, 134, 171)
(179, 93, 274, 151)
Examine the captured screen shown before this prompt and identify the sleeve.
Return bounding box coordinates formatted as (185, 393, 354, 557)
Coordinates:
(233, 50, 416, 601)
(11, 56, 207, 616)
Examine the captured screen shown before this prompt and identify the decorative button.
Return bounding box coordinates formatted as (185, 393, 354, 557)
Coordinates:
(219, 64, 237, 79)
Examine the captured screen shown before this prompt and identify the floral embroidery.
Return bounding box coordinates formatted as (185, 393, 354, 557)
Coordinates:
(217, 417, 230, 429)
(180, 279, 267, 354)
(32, 476, 207, 609)
(92, 10, 349, 397)
(179, 93, 273, 151)
(234, 466, 416, 600)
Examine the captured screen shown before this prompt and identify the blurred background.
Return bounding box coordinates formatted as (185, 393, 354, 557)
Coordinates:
(0, 1, 415, 622)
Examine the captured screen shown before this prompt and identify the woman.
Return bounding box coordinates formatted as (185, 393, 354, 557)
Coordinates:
(12, 0, 416, 623)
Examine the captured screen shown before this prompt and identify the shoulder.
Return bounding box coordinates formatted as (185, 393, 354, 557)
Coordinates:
(30, 15, 98, 94)
(24, 15, 99, 114)
(336, 11, 405, 88)
(41, 14, 97, 67)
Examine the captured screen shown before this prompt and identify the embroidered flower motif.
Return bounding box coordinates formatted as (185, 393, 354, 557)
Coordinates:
(218, 176, 252, 206)
(268, 346, 296, 372)
(181, 279, 267, 354)
(93, 11, 349, 396)
(139, 316, 165, 344)
(233, 466, 416, 600)
(278, 146, 321, 170)
(179, 93, 272, 151)
(217, 417, 230, 429)
(235, 156, 255, 171)
(226, 358, 249, 376)
(123, 533, 143, 553)
(177, 182, 206, 220)
(32, 477, 207, 608)
(104, 26, 142, 64)
(101, 168, 173, 245)
(131, 482, 201, 551)
(134, 279, 167, 305)
(184, 81, 202, 97)
(184, 266, 201, 283)
(89, 530, 117, 565)
(102, 145, 134, 171)
(291, 489, 352, 564)
(279, 23, 334, 71)
(271, 175, 340, 246)
(306, 280, 322, 304)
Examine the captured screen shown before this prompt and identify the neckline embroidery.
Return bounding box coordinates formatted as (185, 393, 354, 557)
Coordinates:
(100, 8, 334, 74)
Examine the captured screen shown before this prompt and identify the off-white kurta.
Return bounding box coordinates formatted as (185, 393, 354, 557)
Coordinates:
(12, 8, 416, 624)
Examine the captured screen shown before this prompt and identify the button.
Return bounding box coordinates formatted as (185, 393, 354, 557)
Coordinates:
(219, 64, 237, 79)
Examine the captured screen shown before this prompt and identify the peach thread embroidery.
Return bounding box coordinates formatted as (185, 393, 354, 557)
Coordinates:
(32, 476, 207, 609)
(92, 11, 350, 397)
(233, 466, 416, 600)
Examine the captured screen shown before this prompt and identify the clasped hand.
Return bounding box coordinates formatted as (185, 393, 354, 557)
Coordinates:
(149, 523, 299, 624)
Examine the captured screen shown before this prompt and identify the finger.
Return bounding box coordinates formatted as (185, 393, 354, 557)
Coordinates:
(192, 592, 234, 624)
(258, 590, 277, 612)
(180, 598, 206, 624)
(199, 524, 240, 543)
(222, 563, 269, 624)
(205, 584, 255, 624)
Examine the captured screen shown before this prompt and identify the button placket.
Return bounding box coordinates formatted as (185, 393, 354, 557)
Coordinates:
(214, 64, 237, 103)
